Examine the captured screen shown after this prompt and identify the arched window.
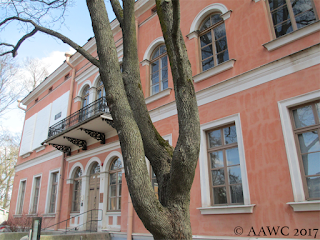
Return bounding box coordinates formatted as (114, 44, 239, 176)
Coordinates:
(82, 85, 90, 107)
(96, 79, 105, 99)
(199, 13, 229, 71)
(108, 158, 122, 211)
(91, 162, 100, 175)
(72, 168, 82, 212)
(150, 45, 168, 95)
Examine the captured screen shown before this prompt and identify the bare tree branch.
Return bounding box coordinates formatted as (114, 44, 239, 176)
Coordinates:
(0, 16, 100, 68)
(110, 0, 123, 26)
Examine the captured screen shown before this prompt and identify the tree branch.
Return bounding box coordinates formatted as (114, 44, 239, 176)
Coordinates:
(0, 16, 100, 67)
(110, 0, 123, 26)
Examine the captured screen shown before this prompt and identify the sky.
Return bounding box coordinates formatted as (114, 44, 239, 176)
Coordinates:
(1, 1, 116, 135)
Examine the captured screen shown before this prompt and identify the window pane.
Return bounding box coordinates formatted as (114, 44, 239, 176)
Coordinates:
(291, 0, 313, 15)
(228, 166, 242, 184)
(226, 147, 240, 166)
(109, 198, 117, 211)
(298, 131, 320, 154)
(202, 57, 214, 71)
(210, 151, 224, 168)
(201, 45, 213, 60)
(230, 185, 244, 204)
(269, 0, 287, 11)
(211, 14, 223, 26)
(151, 72, 159, 84)
(162, 80, 168, 90)
(213, 187, 227, 204)
(110, 185, 116, 197)
(162, 67, 168, 80)
(200, 32, 212, 47)
(118, 172, 122, 184)
(159, 45, 167, 55)
(211, 169, 225, 186)
(295, 9, 316, 29)
(208, 129, 221, 148)
(302, 152, 320, 176)
(216, 50, 229, 65)
(307, 176, 320, 199)
(271, 5, 291, 26)
(274, 20, 293, 37)
(111, 158, 122, 170)
(293, 105, 316, 128)
(152, 60, 159, 73)
(152, 84, 159, 95)
(200, 17, 211, 31)
(118, 197, 121, 210)
(213, 24, 226, 40)
(152, 48, 159, 59)
(224, 125, 237, 144)
(110, 173, 116, 185)
(215, 37, 228, 54)
(161, 56, 167, 67)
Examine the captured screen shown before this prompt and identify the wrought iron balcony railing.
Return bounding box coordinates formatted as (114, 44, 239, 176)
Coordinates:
(48, 97, 109, 138)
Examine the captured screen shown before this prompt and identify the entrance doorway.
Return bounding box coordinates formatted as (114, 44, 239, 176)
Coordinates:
(87, 162, 100, 231)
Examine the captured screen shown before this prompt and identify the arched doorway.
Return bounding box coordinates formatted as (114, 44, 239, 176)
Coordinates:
(87, 162, 100, 231)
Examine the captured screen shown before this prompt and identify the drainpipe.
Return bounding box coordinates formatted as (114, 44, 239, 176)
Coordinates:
(54, 53, 76, 230)
(17, 100, 26, 111)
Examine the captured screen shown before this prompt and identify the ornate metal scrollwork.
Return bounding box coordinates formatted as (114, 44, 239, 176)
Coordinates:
(80, 128, 105, 144)
(63, 136, 87, 150)
(49, 143, 71, 156)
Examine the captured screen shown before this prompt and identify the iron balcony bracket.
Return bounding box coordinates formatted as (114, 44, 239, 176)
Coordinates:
(49, 143, 71, 156)
(63, 136, 87, 150)
(80, 128, 105, 144)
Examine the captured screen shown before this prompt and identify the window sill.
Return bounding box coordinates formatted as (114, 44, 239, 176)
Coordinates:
(263, 21, 320, 51)
(26, 214, 38, 217)
(42, 213, 56, 218)
(21, 152, 32, 158)
(13, 214, 22, 218)
(35, 145, 45, 153)
(193, 59, 236, 83)
(198, 204, 255, 214)
(145, 88, 172, 104)
(287, 201, 320, 212)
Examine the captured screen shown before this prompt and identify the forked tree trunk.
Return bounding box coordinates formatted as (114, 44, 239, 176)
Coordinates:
(86, 0, 200, 239)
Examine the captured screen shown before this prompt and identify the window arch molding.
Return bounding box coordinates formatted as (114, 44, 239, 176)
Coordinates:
(103, 151, 124, 173)
(75, 81, 92, 103)
(141, 37, 165, 66)
(84, 157, 102, 176)
(67, 162, 84, 184)
(188, 3, 231, 40)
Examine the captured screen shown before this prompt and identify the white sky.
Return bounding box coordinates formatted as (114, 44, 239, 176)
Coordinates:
(1, 1, 116, 136)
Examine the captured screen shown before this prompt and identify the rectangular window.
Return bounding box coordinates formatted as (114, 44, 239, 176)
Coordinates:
(31, 177, 41, 214)
(267, 0, 317, 38)
(17, 180, 26, 215)
(206, 124, 244, 205)
(290, 100, 320, 200)
(49, 172, 58, 213)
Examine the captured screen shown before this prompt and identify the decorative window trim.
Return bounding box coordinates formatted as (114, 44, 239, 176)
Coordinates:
(198, 204, 255, 215)
(287, 200, 320, 212)
(77, 81, 92, 97)
(263, 21, 320, 51)
(142, 37, 165, 62)
(198, 113, 251, 214)
(84, 157, 102, 176)
(35, 146, 46, 153)
(45, 168, 60, 214)
(22, 152, 32, 158)
(29, 174, 42, 214)
(278, 90, 320, 206)
(68, 162, 84, 182)
(193, 59, 236, 83)
(103, 151, 123, 173)
(74, 96, 82, 103)
(188, 3, 231, 40)
(15, 178, 27, 215)
(145, 88, 172, 104)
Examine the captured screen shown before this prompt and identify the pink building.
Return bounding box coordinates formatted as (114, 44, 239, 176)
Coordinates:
(10, 0, 320, 239)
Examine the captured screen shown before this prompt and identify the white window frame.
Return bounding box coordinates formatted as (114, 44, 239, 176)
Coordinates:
(15, 178, 27, 215)
(278, 90, 320, 212)
(28, 174, 42, 214)
(198, 113, 254, 214)
(45, 168, 60, 215)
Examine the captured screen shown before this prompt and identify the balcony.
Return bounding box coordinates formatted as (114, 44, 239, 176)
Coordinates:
(43, 97, 115, 155)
